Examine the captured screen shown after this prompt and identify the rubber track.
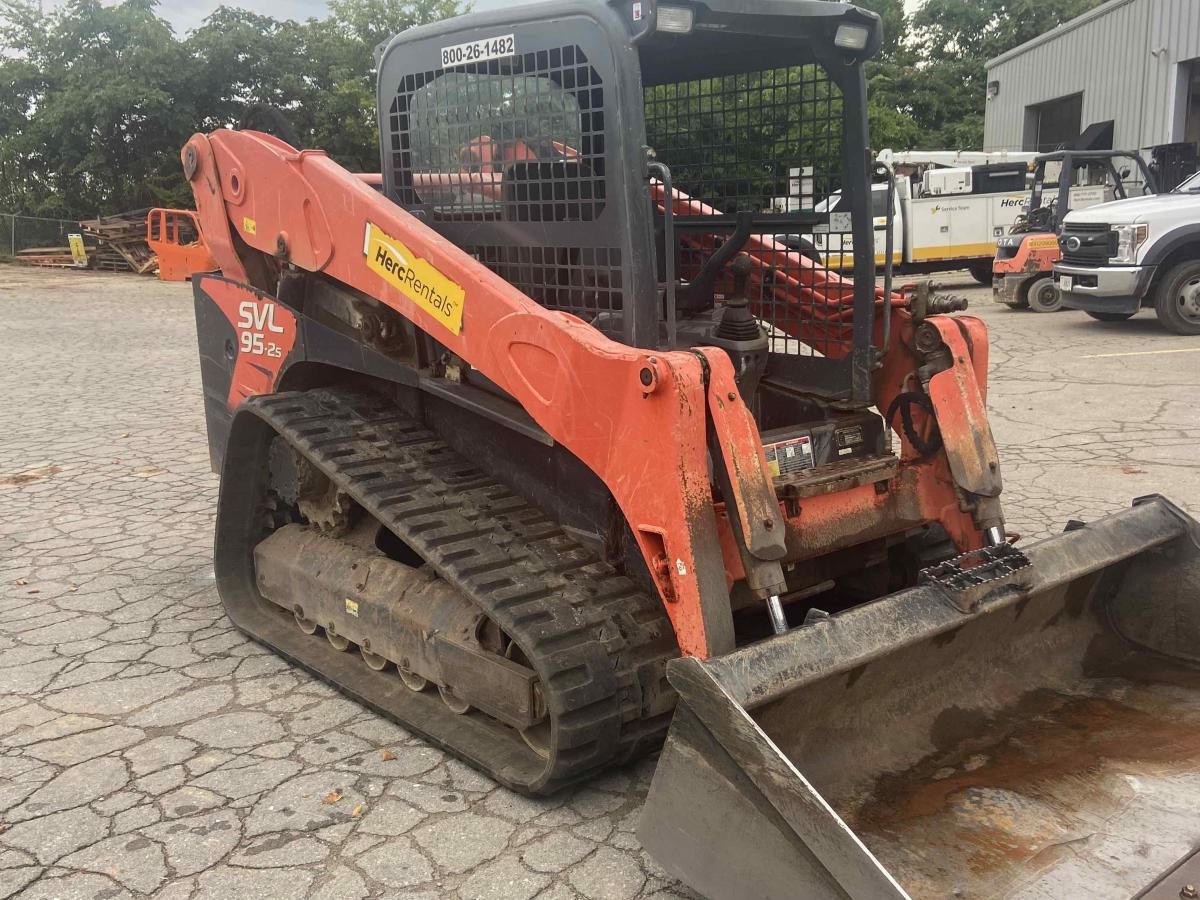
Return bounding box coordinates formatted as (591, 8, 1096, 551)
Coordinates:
(245, 388, 678, 792)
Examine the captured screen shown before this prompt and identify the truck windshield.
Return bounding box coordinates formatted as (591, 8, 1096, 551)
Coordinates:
(1174, 171, 1200, 192)
(815, 185, 889, 218)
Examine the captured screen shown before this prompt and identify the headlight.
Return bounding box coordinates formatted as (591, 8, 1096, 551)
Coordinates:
(834, 23, 870, 50)
(1110, 224, 1148, 264)
(656, 5, 694, 33)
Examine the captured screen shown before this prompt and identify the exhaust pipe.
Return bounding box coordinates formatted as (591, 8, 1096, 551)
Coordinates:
(641, 497, 1200, 899)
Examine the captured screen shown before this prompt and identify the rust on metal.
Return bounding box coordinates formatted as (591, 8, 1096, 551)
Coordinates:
(847, 666, 1200, 895)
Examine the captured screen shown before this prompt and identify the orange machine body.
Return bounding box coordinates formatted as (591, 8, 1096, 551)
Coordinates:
(184, 129, 999, 660)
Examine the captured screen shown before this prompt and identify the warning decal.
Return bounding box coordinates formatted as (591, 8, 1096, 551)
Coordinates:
(363, 221, 465, 335)
(764, 435, 815, 477)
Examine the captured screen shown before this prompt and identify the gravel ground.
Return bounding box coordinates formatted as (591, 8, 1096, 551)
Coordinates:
(1, 264, 1197, 899)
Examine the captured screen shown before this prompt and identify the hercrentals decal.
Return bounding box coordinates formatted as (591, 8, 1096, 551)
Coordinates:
(363, 222, 465, 335)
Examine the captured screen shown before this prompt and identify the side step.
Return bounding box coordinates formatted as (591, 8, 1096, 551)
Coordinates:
(214, 387, 677, 794)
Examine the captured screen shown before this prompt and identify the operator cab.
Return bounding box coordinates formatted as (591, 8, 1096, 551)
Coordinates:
(378, 0, 884, 424)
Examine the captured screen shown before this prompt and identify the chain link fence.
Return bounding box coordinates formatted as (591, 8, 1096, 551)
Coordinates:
(0, 213, 84, 259)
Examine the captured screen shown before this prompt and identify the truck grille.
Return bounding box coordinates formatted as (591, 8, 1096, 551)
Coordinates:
(1059, 223, 1114, 266)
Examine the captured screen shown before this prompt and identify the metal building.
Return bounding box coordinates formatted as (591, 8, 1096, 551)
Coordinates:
(984, 0, 1200, 155)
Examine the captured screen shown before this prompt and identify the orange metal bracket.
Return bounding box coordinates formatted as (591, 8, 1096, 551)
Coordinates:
(925, 318, 1002, 499)
(698, 347, 786, 562)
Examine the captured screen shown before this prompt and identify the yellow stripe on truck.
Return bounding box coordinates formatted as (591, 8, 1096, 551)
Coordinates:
(822, 253, 903, 267)
(909, 241, 997, 262)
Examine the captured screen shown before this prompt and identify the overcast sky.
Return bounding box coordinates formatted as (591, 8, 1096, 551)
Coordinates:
(46, 0, 925, 37)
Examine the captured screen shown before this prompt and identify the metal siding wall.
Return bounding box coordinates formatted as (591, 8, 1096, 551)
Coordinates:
(1144, 0, 1200, 144)
(982, 0, 1200, 152)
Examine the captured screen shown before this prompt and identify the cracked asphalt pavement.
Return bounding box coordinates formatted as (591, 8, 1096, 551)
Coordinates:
(1, 264, 1198, 899)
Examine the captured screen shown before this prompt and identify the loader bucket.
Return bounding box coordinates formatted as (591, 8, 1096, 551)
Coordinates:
(641, 497, 1200, 899)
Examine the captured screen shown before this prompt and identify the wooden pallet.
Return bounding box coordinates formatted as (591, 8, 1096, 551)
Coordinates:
(15, 246, 86, 268)
(78, 210, 158, 274)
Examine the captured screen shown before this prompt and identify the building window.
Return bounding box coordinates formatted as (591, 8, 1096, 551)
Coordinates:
(1023, 93, 1083, 152)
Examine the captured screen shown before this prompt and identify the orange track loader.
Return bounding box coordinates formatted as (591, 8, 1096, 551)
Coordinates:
(183, 1, 1200, 897)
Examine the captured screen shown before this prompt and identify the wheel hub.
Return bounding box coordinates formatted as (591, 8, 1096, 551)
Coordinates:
(1178, 277, 1200, 322)
(1029, 279, 1061, 313)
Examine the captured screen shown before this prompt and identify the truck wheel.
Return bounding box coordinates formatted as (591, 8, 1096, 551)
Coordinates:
(1153, 261, 1200, 335)
(1026, 276, 1062, 313)
(967, 261, 992, 285)
(1085, 311, 1135, 322)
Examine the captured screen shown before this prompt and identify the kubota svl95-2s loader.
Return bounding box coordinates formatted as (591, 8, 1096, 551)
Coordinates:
(183, 1, 1200, 896)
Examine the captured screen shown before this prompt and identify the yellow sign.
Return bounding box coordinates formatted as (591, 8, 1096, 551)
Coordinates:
(363, 221, 465, 336)
(242, 217, 257, 235)
(67, 233, 87, 267)
(1026, 236, 1059, 250)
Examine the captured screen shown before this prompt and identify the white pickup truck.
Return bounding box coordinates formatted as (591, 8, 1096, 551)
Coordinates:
(1055, 171, 1200, 334)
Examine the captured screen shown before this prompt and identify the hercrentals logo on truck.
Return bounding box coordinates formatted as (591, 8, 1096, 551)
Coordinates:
(364, 222, 465, 335)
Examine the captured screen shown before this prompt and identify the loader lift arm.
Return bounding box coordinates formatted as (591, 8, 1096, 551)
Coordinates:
(185, 127, 738, 657)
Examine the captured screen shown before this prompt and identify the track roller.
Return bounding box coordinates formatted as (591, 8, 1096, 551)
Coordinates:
(325, 627, 350, 651)
(399, 668, 428, 692)
(360, 646, 389, 671)
(439, 685, 472, 714)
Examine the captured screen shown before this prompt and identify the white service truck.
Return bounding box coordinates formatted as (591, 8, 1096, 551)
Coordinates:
(797, 150, 1037, 282)
(1055, 170, 1200, 334)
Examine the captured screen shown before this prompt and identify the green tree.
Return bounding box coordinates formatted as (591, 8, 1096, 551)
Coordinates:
(0, 0, 202, 216)
(0, 0, 1108, 218)
(897, 0, 1106, 150)
(185, 8, 375, 168)
(328, 0, 464, 53)
(856, 0, 921, 151)
(0, 0, 467, 219)
(912, 0, 1105, 64)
